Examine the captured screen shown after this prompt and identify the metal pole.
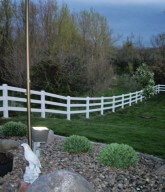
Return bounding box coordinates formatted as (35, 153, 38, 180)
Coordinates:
(26, 0, 32, 148)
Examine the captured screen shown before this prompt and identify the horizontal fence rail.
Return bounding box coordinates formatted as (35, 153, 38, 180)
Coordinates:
(0, 84, 164, 120)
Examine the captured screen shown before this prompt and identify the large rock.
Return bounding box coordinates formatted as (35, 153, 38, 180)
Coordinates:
(155, 165, 165, 176)
(0, 139, 19, 152)
(46, 130, 55, 144)
(26, 170, 95, 192)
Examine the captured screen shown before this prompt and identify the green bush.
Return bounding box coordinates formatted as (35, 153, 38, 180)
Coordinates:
(62, 135, 92, 153)
(135, 63, 156, 99)
(2, 121, 27, 136)
(115, 74, 139, 91)
(99, 143, 138, 169)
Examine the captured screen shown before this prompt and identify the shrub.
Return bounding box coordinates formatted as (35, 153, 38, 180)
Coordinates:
(99, 143, 138, 169)
(134, 63, 156, 99)
(2, 121, 27, 136)
(115, 74, 139, 91)
(62, 135, 92, 153)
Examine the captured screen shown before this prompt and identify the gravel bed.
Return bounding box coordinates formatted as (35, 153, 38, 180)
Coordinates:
(0, 135, 165, 192)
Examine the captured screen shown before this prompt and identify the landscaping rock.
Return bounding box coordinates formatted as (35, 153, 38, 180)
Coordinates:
(155, 165, 165, 176)
(26, 170, 95, 192)
(0, 139, 19, 152)
(46, 130, 55, 144)
(1, 135, 165, 192)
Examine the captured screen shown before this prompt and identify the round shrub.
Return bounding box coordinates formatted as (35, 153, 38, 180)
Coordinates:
(99, 143, 138, 169)
(62, 135, 92, 153)
(2, 121, 27, 137)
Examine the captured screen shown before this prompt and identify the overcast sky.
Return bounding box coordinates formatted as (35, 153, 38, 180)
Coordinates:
(57, 0, 165, 46)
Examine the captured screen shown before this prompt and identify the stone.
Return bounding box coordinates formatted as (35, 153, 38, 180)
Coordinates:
(155, 165, 165, 176)
(46, 130, 55, 144)
(1, 135, 165, 192)
(0, 139, 19, 153)
(26, 170, 95, 192)
(118, 183, 123, 189)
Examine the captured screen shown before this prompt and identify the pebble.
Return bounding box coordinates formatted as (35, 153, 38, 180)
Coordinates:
(0, 135, 164, 192)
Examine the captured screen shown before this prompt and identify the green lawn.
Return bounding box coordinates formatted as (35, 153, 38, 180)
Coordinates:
(0, 93, 165, 158)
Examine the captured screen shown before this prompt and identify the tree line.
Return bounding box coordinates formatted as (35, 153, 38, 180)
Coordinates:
(0, 0, 164, 95)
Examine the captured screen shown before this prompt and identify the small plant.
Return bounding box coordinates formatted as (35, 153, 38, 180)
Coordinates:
(2, 121, 27, 136)
(99, 143, 138, 169)
(62, 135, 92, 153)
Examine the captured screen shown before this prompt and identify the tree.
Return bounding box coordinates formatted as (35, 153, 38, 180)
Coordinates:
(0, 0, 14, 85)
(31, 57, 63, 93)
(114, 36, 141, 75)
(78, 9, 115, 93)
(150, 33, 165, 83)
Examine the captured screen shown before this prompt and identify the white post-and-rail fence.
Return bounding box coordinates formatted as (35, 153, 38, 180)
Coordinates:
(0, 84, 164, 120)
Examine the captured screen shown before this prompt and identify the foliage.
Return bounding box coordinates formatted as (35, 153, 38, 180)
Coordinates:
(150, 33, 165, 84)
(0, 0, 164, 94)
(78, 9, 115, 93)
(99, 143, 139, 168)
(0, 0, 115, 95)
(114, 38, 141, 75)
(62, 135, 92, 153)
(62, 55, 88, 95)
(31, 55, 88, 95)
(115, 74, 139, 91)
(2, 121, 27, 136)
(31, 58, 64, 94)
(135, 63, 154, 87)
(0, 0, 14, 85)
(135, 63, 156, 99)
(143, 85, 156, 99)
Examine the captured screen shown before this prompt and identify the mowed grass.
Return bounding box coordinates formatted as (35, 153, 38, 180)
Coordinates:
(0, 93, 165, 158)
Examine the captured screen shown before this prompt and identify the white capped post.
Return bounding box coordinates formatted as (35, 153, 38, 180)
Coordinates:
(112, 96, 115, 112)
(2, 84, 8, 118)
(136, 91, 138, 103)
(121, 94, 124, 109)
(67, 96, 71, 120)
(101, 96, 104, 115)
(140, 90, 143, 102)
(86, 97, 90, 119)
(158, 84, 160, 93)
(41, 90, 45, 118)
(129, 93, 132, 106)
(155, 85, 157, 94)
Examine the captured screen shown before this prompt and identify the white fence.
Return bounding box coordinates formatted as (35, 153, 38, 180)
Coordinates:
(0, 84, 164, 120)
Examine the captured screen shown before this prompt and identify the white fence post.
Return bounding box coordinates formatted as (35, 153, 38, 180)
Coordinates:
(112, 96, 115, 112)
(2, 84, 8, 118)
(129, 93, 132, 106)
(158, 84, 160, 93)
(41, 90, 45, 118)
(86, 97, 89, 119)
(121, 94, 124, 109)
(155, 85, 158, 94)
(135, 91, 138, 103)
(67, 96, 71, 120)
(101, 96, 104, 115)
(140, 90, 143, 102)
